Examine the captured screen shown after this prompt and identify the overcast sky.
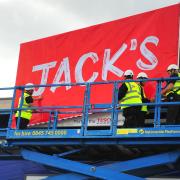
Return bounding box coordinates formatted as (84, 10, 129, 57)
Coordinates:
(0, 0, 179, 97)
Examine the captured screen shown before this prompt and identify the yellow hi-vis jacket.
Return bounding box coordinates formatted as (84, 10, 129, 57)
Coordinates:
(138, 84, 148, 112)
(120, 82, 142, 109)
(173, 73, 180, 95)
(166, 73, 180, 96)
(15, 92, 32, 120)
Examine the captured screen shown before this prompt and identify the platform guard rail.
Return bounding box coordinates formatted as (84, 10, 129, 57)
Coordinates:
(0, 77, 180, 146)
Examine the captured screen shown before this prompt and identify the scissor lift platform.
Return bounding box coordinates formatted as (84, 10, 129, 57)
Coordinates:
(0, 78, 180, 179)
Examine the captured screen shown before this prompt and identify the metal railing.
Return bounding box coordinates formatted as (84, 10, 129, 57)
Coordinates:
(0, 77, 179, 138)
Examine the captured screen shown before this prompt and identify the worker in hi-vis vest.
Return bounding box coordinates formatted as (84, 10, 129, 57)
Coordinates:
(136, 72, 150, 127)
(15, 83, 42, 129)
(118, 70, 142, 128)
(161, 64, 180, 125)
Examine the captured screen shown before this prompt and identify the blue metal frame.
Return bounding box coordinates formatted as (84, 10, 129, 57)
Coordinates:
(102, 150, 180, 171)
(20, 149, 180, 180)
(21, 149, 144, 180)
(0, 77, 179, 145)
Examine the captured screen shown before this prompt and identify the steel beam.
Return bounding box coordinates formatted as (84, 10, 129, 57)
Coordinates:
(102, 150, 180, 171)
(21, 149, 143, 180)
(55, 149, 81, 157)
(6, 138, 180, 147)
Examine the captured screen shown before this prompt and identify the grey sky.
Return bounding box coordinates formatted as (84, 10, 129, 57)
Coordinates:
(0, 0, 179, 96)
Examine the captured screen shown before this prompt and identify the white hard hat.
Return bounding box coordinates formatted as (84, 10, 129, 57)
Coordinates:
(137, 72, 148, 79)
(167, 64, 179, 71)
(124, 70, 133, 76)
(25, 83, 34, 90)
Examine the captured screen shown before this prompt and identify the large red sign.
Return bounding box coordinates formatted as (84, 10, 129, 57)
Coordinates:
(15, 4, 180, 125)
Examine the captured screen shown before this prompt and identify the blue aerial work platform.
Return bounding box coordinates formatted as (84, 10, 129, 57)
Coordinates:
(0, 77, 180, 179)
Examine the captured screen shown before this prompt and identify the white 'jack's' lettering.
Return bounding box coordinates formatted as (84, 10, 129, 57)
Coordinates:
(130, 39, 137, 51)
(75, 52, 99, 83)
(32, 61, 57, 96)
(136, 36, 159, 70)
(50, 57, 71, 92)
(102, 44, 127, 80)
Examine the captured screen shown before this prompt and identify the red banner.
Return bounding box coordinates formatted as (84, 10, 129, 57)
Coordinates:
(15, 4, 180, 125)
